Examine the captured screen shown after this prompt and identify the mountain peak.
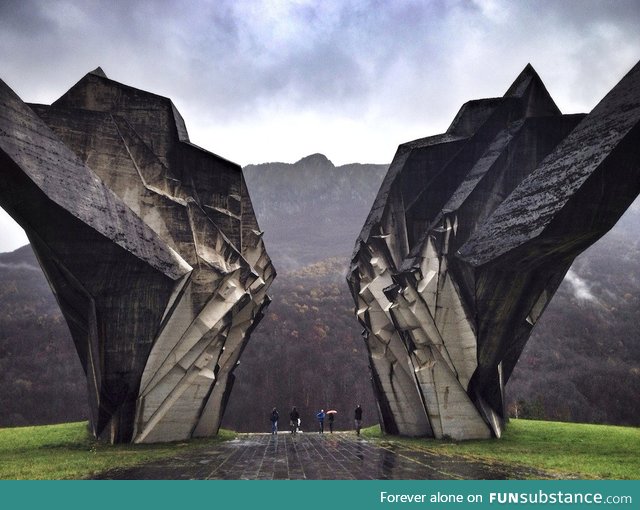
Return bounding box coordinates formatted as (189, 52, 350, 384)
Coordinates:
(295, 153, 334, 168)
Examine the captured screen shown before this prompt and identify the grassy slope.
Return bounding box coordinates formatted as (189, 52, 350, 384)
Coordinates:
(0, 421, 235, 480)
(364, 419, 640, 479)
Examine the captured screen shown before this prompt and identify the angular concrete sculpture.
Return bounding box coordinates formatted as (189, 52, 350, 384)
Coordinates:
(348, 61, 640, 439)
(0, 68, 275, 443)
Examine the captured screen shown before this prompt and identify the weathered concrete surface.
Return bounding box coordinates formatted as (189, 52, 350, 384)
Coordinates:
(348, 61, 640, 440)
(92, 432, 559, 480)
(0, 69, 274, 443)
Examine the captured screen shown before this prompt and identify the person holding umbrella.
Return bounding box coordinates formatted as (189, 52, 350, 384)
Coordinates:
(316, 409, 326, 433)
(326, 409, 338, 433)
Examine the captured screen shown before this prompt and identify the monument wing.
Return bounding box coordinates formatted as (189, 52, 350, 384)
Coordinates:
(348, 60, 640, 439)
(0, 69, 274, 443)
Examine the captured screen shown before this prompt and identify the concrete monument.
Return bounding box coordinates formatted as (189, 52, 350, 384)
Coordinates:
(348, 61, 640, 439)
(0, 68, 274, 443)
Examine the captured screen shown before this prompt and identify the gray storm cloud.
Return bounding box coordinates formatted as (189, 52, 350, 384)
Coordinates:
(2, 0, 639, 120)
(1, 0, 640, 252)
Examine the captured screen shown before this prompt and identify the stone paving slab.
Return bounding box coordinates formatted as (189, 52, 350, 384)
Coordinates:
(94, 432, 555, 480)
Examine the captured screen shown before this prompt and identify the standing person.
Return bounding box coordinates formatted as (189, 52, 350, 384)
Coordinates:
(354, 404, 363, 436)
(289, 406, 300, 434)
(316, 409, 326, 434)
(328, 412, 335, 433)
(270, 407, 279, 434)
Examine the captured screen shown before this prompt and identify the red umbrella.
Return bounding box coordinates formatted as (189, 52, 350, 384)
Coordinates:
(326, 410, 338, 414)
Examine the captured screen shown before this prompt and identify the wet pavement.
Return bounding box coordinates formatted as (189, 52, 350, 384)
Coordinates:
(94, 432, 556, 480)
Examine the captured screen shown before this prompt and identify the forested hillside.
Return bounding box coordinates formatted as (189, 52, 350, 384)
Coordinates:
(0, 246, 87, 426)
(0, 154, 638, 431)
(507, 205, 640, 425)
(222, 258, 377, 432)
(243, 153, 388, 268)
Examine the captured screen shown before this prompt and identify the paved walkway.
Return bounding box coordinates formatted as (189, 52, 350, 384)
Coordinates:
(95, 432, 555, 480)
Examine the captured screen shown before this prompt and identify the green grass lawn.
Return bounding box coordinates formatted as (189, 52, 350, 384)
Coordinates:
(364, 419, 640, 479)
(0, 421, 235, 480)
(3, 419, 638, 480)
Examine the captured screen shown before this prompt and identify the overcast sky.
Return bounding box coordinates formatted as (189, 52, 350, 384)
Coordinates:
(1, 0, 639, 252)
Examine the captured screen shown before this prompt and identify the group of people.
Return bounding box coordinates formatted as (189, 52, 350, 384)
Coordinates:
(270, 405, 363, 435)
(269, 407, 301, 434)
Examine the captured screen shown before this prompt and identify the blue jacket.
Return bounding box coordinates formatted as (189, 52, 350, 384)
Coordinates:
(316, 411, 325, 422)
